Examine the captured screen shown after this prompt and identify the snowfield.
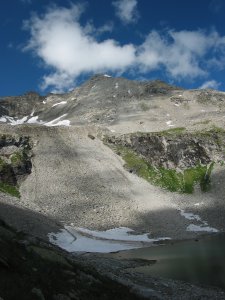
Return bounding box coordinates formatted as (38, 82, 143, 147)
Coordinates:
(48, 226, 171, 253)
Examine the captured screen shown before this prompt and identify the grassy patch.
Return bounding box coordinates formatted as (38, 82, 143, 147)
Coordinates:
(115, 146, 213, 194)
(0, 157, 7, 170)
(159, 127, 186, 135)
(10, 152, 23, 166)
(0, 182, 20, 198)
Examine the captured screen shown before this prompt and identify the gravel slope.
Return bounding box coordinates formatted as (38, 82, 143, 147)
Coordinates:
(0, 124, 224, 241)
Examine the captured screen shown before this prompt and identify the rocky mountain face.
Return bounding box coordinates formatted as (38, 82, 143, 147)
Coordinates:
(0, 134, 32, 197)
(0, 75, 182, 126)
(0, 219, 145, 300)
(1, 75, 225, 298)
(106, 129, 225, 170)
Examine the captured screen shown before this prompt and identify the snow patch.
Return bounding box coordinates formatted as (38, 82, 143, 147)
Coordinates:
(180, 209, 219, 233)
(52, 101, 67, 108)
(10, 116, 28, 125)
(0, 117, 7, 123)
(174, 103, 180, 107)
(115, 82, 119, 89)
(194, 202, 204, 207)
(180, 210, 201, 221)
(45, 114, 70, 127)
(27, 116, 42, 124)
(0, 114, 70, 127)
(166, 120, 174, 127)
(187, 224, 219, 233)
(104, 74, 111, 78)
(48, 226, 170, 253)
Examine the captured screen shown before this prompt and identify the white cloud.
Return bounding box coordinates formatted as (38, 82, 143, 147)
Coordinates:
(199, 80, 221, 89)
(24, 4, 136, 92)
(23, 4, 225, 92)
(112, 0, 139, 24)
(137, 30, 225, 79)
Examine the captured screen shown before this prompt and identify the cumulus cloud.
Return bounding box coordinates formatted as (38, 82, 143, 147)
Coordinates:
(112, 0, 139, 24)
(137, 30, 225, 79)
(23, 4, 225, 92)
(23, 4, 136, 91)
(199, 80, 221, 90)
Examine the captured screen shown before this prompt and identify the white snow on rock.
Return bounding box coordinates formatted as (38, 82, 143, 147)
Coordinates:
(0, 113, 70, 127)
(0, 117, 7, 122)
(115, 82, 119, 89)
(180, 210, 201, 221)
(180, 209, 219, 233)
(10, 116, 28, 125)
(52, 101, 67, 108)
(104, 74, 111, 78)
(44, 114, 70, 127)
(48, 226, 170, 253)
(166, 120, 174, 127)
(186, 224, 219, 233)
(194, 202, 204, 206)
(27, 116, 43, 124)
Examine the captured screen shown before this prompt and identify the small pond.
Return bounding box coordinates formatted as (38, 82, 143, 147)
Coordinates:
(111, 233, 225, 290)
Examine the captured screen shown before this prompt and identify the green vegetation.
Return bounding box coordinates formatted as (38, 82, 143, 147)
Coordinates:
(0, 182, 20, 198)
(10, 151, 23, 166)
(158, 127, 186, 135)
(115, 146, 213, 194)
(0, 157, 6, 170)
(209, 125, 225, 134)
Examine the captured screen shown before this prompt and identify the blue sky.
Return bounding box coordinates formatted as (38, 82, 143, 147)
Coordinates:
(1, 0, 225, 96)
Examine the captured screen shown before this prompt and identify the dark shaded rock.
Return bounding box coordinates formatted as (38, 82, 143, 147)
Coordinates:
(31, 288, 45, 300)
(88, 134, 95, 140)
(0, 134, 32, 196)
(106, 130, 225, 170)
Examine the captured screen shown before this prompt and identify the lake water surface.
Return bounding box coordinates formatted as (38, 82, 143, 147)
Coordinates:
(112, 233, 225, 290)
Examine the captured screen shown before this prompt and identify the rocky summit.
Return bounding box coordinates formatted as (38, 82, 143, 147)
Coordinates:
(0, 75, 225, 299)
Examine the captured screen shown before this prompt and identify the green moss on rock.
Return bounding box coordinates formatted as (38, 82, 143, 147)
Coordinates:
(0, 182, 20, 198)
(10, 151, 23, 166)
(115, 146, 213, 194)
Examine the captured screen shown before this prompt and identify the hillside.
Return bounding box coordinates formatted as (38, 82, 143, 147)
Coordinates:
(0, 75, 225, 298)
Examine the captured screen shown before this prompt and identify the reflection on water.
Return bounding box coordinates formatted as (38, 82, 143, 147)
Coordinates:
(112, 234, 225, 290)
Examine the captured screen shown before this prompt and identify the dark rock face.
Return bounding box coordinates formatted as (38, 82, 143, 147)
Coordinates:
(0, 134, 32, 187)
(0, 92, 44, 118)
(106, 130, 225, 170)
(0, 219, 143, 300)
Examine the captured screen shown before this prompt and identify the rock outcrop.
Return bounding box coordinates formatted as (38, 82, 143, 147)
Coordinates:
(0, 134, 32, 196)
(106, 129, 225, 170)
